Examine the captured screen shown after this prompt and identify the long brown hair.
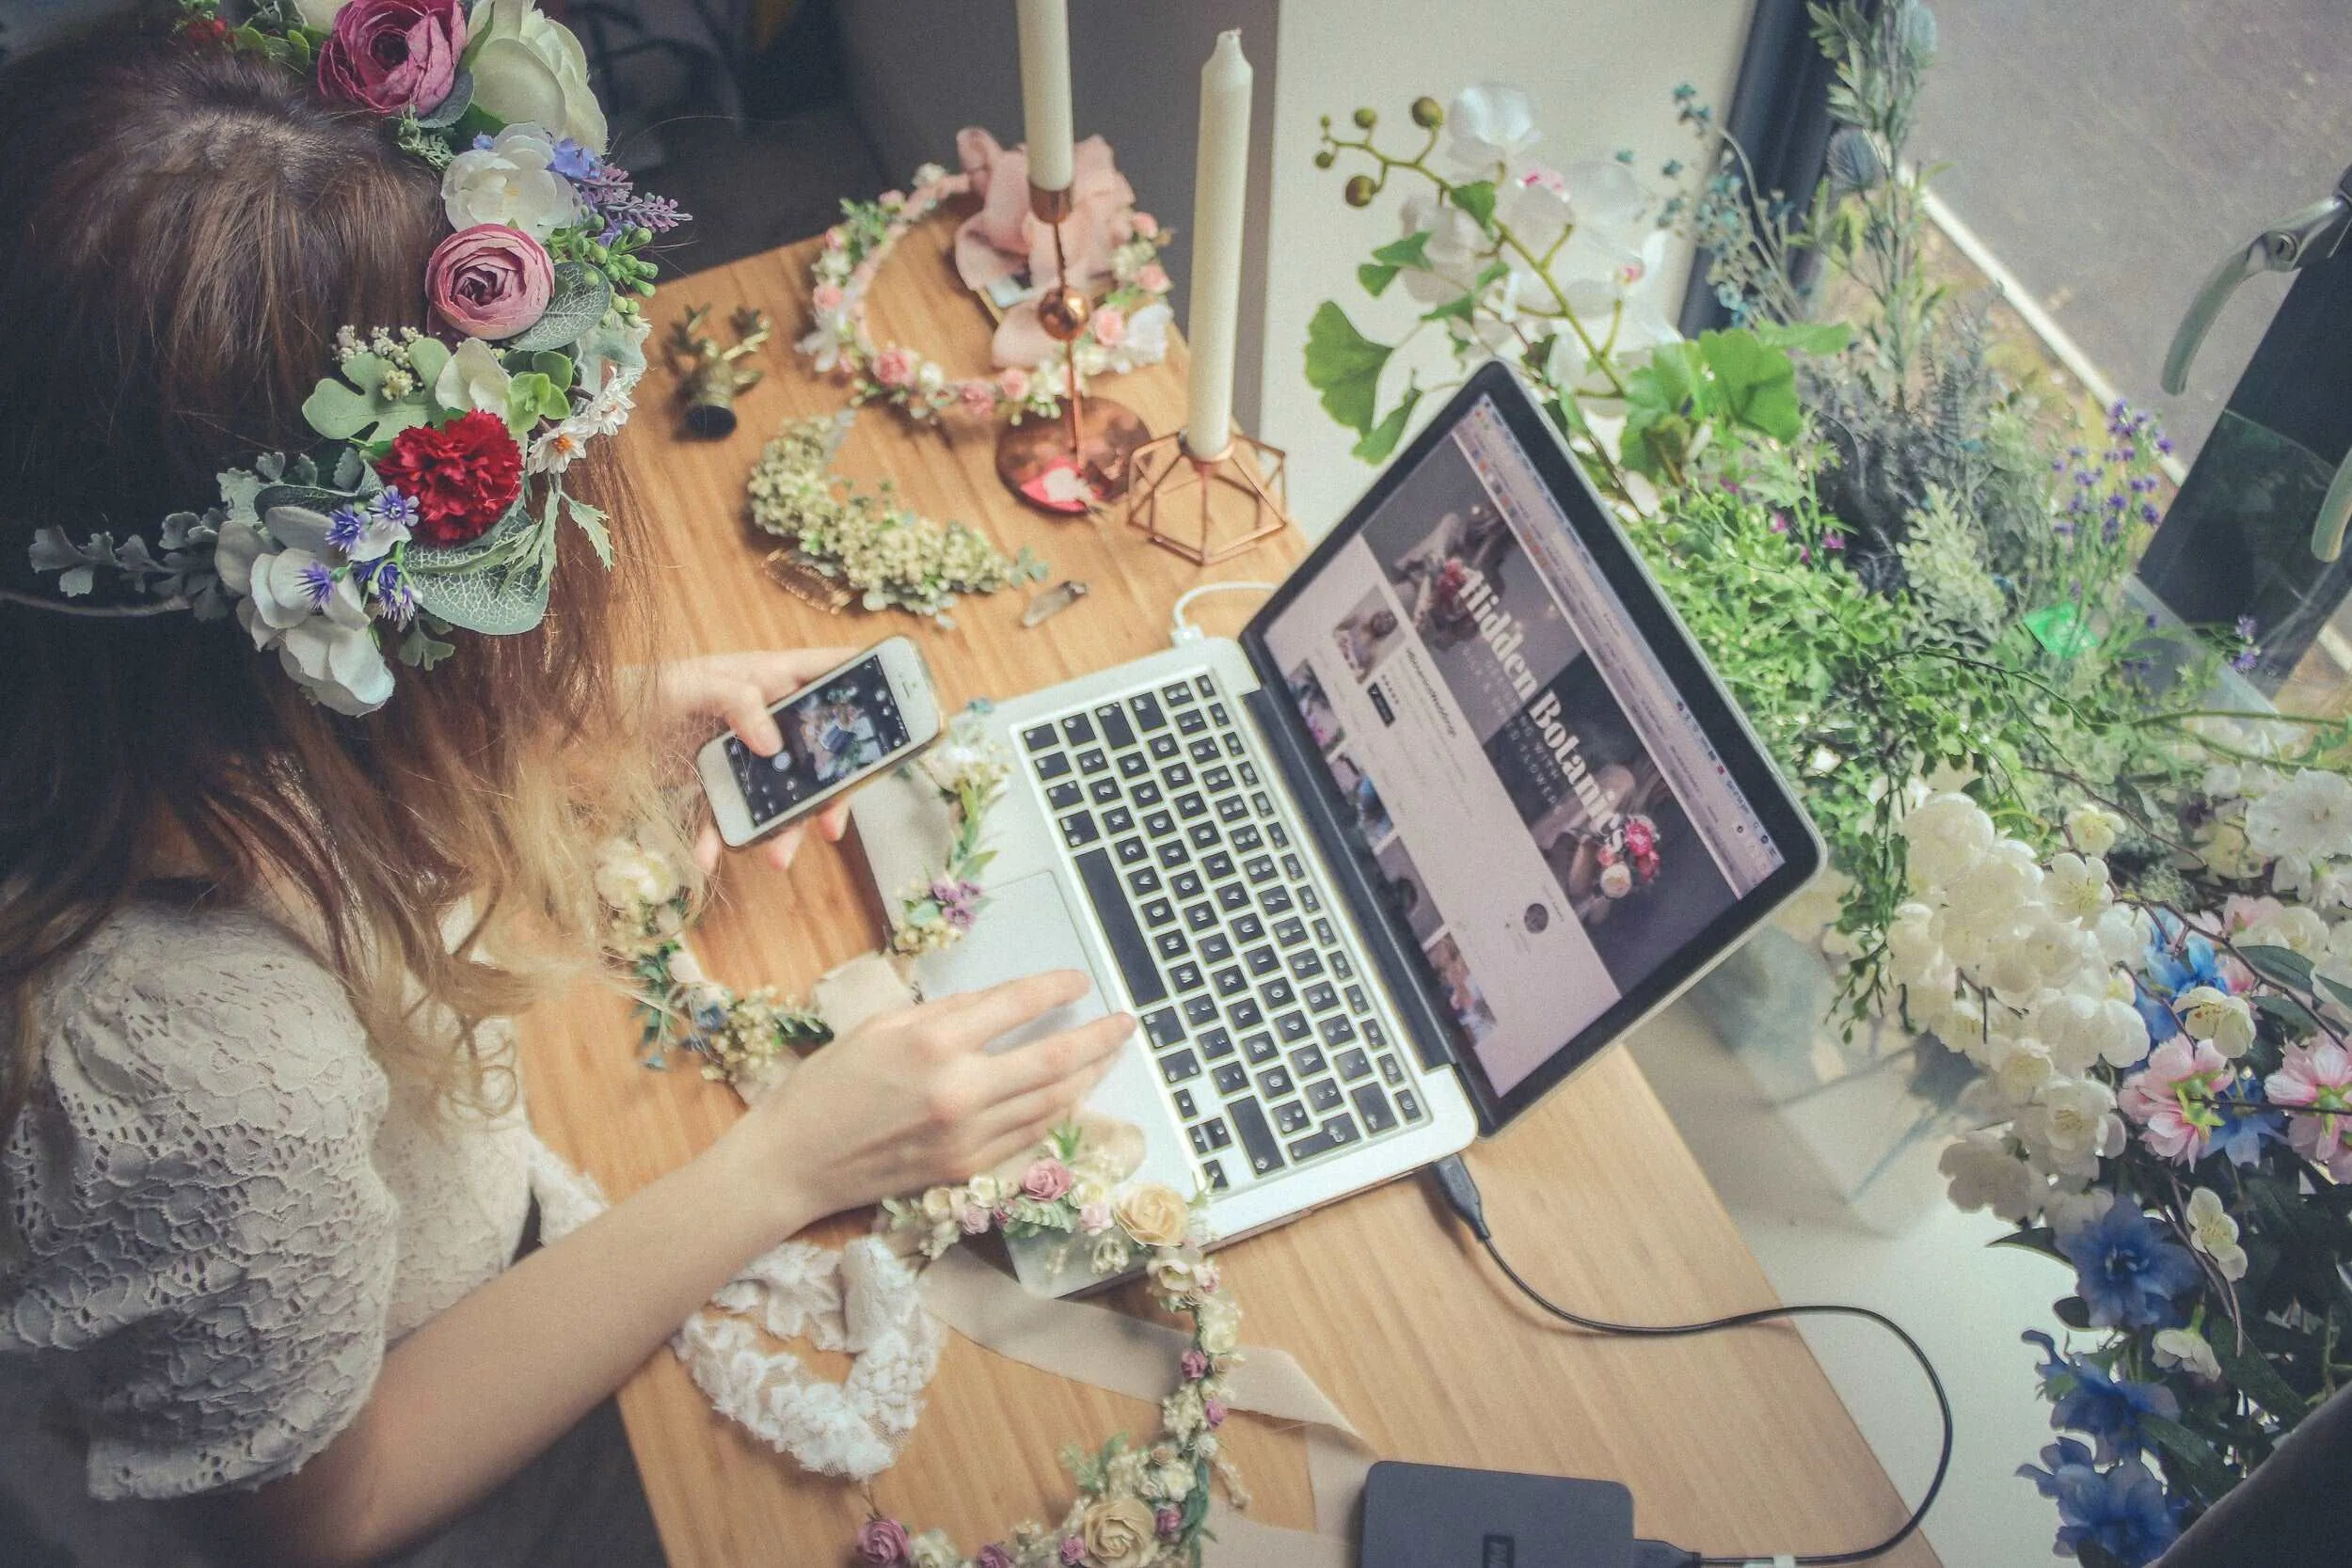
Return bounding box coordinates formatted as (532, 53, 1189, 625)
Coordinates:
(0, 19, 674, 1137)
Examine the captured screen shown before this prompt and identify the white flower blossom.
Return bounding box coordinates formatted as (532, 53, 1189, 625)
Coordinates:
(2247, 768, 2352, 862)
(2046, 852, 2112, 924)
(436, 336, 515, 420)
(441, 122, 583, 238)
(1938, 1130, 2038, 1222)
(2152, 1326, 2222, 1381)
(2185, 1187, 2249, 1280)
(2065, 803, 2123, 857)
(2013, 1075, 2125, 1180)
(468, 0, 608, 152)
(2178, 985, 2256, 1059)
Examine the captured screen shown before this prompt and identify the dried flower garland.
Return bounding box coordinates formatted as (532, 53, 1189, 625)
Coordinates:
(748, 412, 1047, 626)
(868, 1126, 1248, 1568)
(599, 708, 1011, 1078)
(797, 164, 1173, 427)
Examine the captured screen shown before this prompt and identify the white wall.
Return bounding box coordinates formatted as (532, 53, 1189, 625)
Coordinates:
(1257, 0, 1756, 534)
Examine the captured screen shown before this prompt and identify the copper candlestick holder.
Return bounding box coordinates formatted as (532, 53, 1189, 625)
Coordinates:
(994, 182, 1150, 515)
(1124, 428, 1294, 566)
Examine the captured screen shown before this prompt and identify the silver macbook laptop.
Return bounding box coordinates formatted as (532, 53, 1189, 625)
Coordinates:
(854, 362, 1822, 1293)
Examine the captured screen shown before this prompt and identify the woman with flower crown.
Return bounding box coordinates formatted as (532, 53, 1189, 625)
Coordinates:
(0, 9, 1128, 1565)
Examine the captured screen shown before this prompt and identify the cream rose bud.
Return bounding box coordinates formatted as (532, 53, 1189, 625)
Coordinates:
(1113, 1182, 1193, 1248)
(467, 0, 608, 152)
(1194, 1292, 1242, 1354)
(1077, 1497, 1159, 1568)
(442, 123, 583, 239)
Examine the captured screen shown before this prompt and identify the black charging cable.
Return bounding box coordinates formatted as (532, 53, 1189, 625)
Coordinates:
(1430, 1154, 1952, 1567)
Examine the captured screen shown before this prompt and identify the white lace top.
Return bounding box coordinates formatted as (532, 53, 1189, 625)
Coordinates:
(0, 895, 538, 1505)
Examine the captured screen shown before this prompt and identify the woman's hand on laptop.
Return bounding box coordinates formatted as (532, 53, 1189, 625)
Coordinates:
(650, 647, 857, 872)
(726, 969, 1134, 1235)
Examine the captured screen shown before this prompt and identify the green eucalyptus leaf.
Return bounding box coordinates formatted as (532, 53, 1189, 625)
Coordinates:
(2239, 943, 2314, 992)
(505, 261, 613, 353)
(2253, 991, 2322, 1035)
(1303, 301, 1391, 437)
(531, 351, 576, 391)
(2206, 1319, 2307, 1422)
(417, 65, 473, 129)
(301, 378, 377, 441)
(1450, 180, 1497, 232)
(1357, 261, 1400, 297)
(1353, 378, 1422, 464)
(1753, 319, 1853, 357)
(1370, 230, 1433, 269)
(406, 336, 452, 388)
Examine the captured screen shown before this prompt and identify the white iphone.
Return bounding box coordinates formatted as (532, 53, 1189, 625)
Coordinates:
(695, 637, 943, 848)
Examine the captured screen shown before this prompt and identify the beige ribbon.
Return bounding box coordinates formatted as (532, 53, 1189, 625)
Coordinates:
(923, 1248, 1368, 1566)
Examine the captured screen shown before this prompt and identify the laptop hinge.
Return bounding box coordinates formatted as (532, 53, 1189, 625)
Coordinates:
(1241, 685, 1464, 1080)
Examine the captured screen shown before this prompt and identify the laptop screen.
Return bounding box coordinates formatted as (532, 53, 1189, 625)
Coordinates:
(1256, 385, 1791, 1110)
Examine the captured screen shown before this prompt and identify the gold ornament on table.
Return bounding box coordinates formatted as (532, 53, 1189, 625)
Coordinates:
(669, 304, 772, 438)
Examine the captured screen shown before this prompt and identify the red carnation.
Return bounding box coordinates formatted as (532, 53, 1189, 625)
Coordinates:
(182, 15, 230, 44)
(377, 411, 524, 546)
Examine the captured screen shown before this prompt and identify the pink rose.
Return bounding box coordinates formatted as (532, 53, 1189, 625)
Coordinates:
(825, 229, 848, 250)
(1089, 306, 1127, 348)
(977, 1549, 1014, 1568)
(957, 379, 998, 415)
(856, 1518, 911, 1564)
(1021, 1158, 1074, 1201)
(873, 347, 917, 389)
(812, 282, 845, 312)
(426, 224, 553, 340)
(997, 366, 1032, 402)
(1058, 1538, 1087, 1567)
(1203, 1396, 1228, 1428)
(1155, 1505, 1184, 1540)
(1138, 263, 1171, 294)
(1077, 1199, 1114, 1233)
(959, 1200, 993, 1234)
(1180, 1348, 1209, 1382)
(1132, 212, 1160, 237)
(880, 189, 907, 209)
(316, 0, 467, 116)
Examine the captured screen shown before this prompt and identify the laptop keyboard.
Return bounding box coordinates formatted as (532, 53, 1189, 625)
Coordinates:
(1018, 669, 1429, 1195)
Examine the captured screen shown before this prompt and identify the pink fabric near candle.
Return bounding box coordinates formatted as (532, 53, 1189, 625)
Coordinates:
(953, 128, 1136, 369)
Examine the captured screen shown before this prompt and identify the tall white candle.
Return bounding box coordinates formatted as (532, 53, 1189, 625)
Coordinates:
(1015, 0, 1074, 192)
(1186, 30, 1252, 458)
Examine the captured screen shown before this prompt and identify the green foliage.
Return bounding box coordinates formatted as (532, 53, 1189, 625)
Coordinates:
(1303, 301, 1392, 438)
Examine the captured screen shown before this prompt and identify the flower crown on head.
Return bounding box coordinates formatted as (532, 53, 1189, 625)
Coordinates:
(6, 0, 687, 715)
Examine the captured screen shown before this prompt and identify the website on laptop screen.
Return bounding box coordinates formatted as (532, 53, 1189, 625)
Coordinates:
(1261, 396, 1787, 1096)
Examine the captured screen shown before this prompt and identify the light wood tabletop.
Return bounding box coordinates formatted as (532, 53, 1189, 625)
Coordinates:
(516, 214, 1941, 1568)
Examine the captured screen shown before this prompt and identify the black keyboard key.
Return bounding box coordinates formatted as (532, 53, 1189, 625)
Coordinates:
(1212, 1061, 1249, 1096)
(1308, 1078, 1343, 1112)
(1117, 836, 1150, 867)
(1095, 705, 1135, 749)
(1322, 1017, 1359, 1049)
(1176, 792, 1208, 819)
(1061, 713, 1095, 746)
(1258, 1066, 1295, 1099)
(1161, 1050, 1200, 1085)
(1157, 840, 1189, 869)
(1171, 869, 1205, 899)
(1133, 781, 1163, 807)
(1090, 778, 1120, 804)
(1267, 821, 1290, 847)
(1060, 813, 1099, 847)
(1196, 674, 1216, 699)
(1335, 1046, 1371, 1080)
(1143, 1008, 1184, 1047)
(1330, 949, 1354, 979)
(1245, 855, 1279, 884)
(1238, 761, 1259, 785)
(1142, 897, 1175, 927)
(1209, 700, 1229, 722)
(1217, 883, 1251, 913)
(1289, 1044, 1327, 1077)
(1200, 932, 1233, 963)
(1229, 1097, 1282, 1176)
(1202, 851, 1235, 879)
(1164, 763, 1194, 789)
(1328, 1112, 1359, 1145)
(1202, 765, 1234, 791)
(1047, 781, 1083, 809)
(1126, 864, 1159, 894)
(1183, 994, 1218, 1027)
(1222, 732, 1245, 757)
(1190, 824, 1222, 852)
(1120, 752, 1151, 780)
(1312, 917, 1337, 945)
(1104, 806, 1135, 833)
(1174, 1087, 1197, 1119)
(1231, 825, 1263, 852)
(1036, 751, 1071, 780)
(1275, 918, 1309, 947)
(1216, 795, 1250, 823)
(1144, 809, 1175, 837)
(1299, 885, 1322, 911)
(1184, 902, 1217, 933)
(1203, 1158, 1229, 1191)
(1289, 948, 1324, 979)
(1261, 886, 1294, 915)
(1175, 968, 1210, 1001)
(1203, 1117, 1231, 1150)
(1214, 965, 1248, 997)
(1274, 1099, 1311, 1133)
(1190, 737, 1221, 763)
(1287, 1125, 1344, 1163)
(1188, 1123, 1216, 1157)
(1345, 985, 1369, 1013)
(1304, 981, 1338, 1012)
(1132, 692, 1167, 731)
(1154, 929, 1190, 961)
(1365, 1019, 1390, 1050)
(1242, 1031, 1279, 1064)
(1228, 998, 1264, 1029)
(1164, 680, 1195, 705)
(1396, 1089, 1424, 1123)
(1378, 1054, 1404, 1085)
(1246, 945, 1281, 976)
(1261, 978, 1295, 1009)
(1150, 734, 1180, 760)
(1200, 1027, 1234, 1059)
(1073, 848, 1165, 1005)
(1023, 723, 1058, 752)
(1275, 1010, 1311, 1043)
(1232, 913, 1265, 942)
(1251, 791, 1274, 816)
(1176, 706, 1208, 736)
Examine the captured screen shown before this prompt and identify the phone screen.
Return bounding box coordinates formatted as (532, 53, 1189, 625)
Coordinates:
(723, 652, 913, 829)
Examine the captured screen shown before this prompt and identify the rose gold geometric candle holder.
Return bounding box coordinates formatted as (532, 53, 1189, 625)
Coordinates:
(1123, 429, 1293, 566)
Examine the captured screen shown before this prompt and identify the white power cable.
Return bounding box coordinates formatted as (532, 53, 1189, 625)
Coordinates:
(1168, 580, 1278, 644)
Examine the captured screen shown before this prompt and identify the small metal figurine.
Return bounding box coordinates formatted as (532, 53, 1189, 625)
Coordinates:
(669, 305, 772, 438)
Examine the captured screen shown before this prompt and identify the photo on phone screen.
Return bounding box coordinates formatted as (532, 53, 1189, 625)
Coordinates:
(724, 653, 913, 830)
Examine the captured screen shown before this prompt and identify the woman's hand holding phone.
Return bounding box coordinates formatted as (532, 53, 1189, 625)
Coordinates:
(653, 648, 858, 872)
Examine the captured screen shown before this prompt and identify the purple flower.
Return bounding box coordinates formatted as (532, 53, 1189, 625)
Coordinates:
(930, 877, 983, 931)
(854, 1517, 911, 1565)
(2018, 1439, 2180, 1568)
(1822, 531, 1845, 552)
(1203, 1397, 1227, 1428)
(2025, 1331, 2178, 1464)
(1768, 513, 1788, 533)
(326, 507, 368, 555)
(1155, 1505, 1184, 1540)
(2055, 1202, 2201, 1329)
(371, 486, 419, 530)
(295, 558, 338, 611)
(976, 1548, 1013, 1568)
(1181, 1348, 1210, 1382)
(360, 559, 420, 625)
(1058, 1536, 1087, 1566)
(550, 136, 602, 182)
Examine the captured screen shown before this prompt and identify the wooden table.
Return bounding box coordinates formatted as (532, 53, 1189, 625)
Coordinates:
(518, 217, 1940, 1568)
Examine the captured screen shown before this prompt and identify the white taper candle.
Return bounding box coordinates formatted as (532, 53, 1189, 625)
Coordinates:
(1014, 0, 1075, 192)
(1185, 29, 1252, 458)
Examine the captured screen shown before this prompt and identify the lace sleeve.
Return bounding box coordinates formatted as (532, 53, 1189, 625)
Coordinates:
(2, 905, 401, 1499)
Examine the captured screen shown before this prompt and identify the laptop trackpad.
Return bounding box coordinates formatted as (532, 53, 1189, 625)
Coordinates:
(911, 870, 1110, 1053)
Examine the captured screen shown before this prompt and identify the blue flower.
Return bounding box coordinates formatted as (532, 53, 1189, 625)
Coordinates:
(294, 557, 338, 611)
(2025, 1332, 2179, 1464)
(2144, 931, 2228, 1000)
(2132, 978, 2182, 1046)
(2210, 1076, 2283, 1166)
(326, 506, 368, 555)
(2019, 1439, 2181, 1567)
(359, 558, 419, 626)
(550, 136, 603, 182)
(2056, 1201, 2202, 1329)
(369, 486, 419, 531)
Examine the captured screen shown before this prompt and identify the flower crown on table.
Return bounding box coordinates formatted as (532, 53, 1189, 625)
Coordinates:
(6, 0, 684, 716)
(798, 135, 1175, 429)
